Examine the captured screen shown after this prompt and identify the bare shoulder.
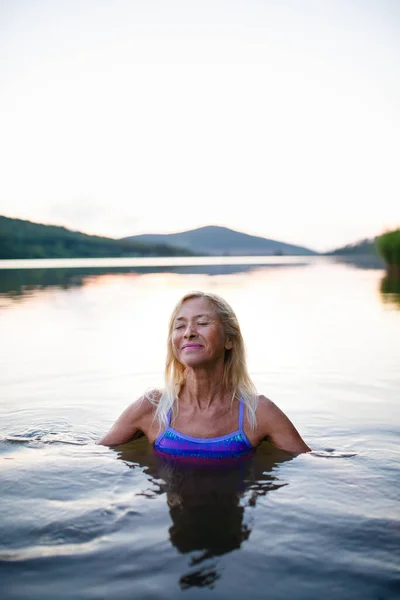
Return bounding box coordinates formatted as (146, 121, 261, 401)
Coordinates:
(118, 395, 149, 419)
(97, 389, 161, 446)
(128, 389, 161, 422)
(256, 394, 285, 421)
(254, 394, 311, 454)
(136, 388, 161, 410)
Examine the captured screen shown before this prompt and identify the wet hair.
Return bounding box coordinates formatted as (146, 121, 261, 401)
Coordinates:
(147, 291, 258, 430)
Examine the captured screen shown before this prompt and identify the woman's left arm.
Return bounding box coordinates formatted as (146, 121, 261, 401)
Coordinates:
(256, 395, 311, 454)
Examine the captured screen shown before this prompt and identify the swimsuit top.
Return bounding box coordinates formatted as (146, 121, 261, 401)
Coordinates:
(154, 400, 253, 459)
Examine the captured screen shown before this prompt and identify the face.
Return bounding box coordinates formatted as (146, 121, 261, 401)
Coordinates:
(171, 297, 233, 368)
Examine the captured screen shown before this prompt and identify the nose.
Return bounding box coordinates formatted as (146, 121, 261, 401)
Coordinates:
(183, 323, 197, 338)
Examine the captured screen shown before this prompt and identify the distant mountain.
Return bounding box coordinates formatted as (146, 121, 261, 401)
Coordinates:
(324, 237, 385, 268)
(124, 225, 317, 256)
(325, 238, 378, 256)
(0, 216, 194, 259)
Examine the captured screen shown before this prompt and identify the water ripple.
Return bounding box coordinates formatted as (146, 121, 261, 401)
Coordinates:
(310, 449, 358, 458)
(0, 538, 106, 562)
(4, 434, 89, 446)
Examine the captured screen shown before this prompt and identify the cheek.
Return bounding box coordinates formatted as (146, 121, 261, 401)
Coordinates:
(171, 333, 179, 351)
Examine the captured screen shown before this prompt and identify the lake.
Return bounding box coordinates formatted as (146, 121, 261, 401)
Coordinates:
(0, 256, 399, 600)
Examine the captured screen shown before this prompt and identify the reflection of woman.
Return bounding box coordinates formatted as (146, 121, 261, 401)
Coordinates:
(117, 441, 292, 589)
(157, 447, 290, 556)
(99, 291, 310, 455)
(162, 459, 250, 558)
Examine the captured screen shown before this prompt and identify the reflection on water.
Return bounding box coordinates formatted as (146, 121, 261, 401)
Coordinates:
(117, 438, 291, 589)
(0, 263, 308, 301)
(331, 254, 385, 269)
(380, 273, 400, 310)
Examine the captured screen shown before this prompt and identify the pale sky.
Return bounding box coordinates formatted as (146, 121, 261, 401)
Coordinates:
(0, 0, 399, 252)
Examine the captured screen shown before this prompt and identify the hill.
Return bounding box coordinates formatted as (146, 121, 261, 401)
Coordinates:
(124, 225, 317, 256)
(324, 237, 385, 269)
(0, 216, 194, 259)
(325, 238, 378, 256)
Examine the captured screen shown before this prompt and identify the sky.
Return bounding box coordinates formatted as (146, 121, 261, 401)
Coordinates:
(0, 0, 399, 252)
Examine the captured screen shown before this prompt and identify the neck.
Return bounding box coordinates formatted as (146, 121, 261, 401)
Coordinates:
(181, 363, 230, 409)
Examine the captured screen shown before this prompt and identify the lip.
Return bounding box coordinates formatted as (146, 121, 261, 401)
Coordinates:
(182, 343, 203, 350)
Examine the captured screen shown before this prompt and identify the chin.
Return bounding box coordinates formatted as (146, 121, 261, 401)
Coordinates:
(180, 359, 205, 368)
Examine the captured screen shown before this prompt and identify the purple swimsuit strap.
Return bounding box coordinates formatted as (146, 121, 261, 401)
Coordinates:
(166, 399, 245, 437)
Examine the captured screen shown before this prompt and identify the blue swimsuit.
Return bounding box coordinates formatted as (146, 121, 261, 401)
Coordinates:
(154, 400, 253, 460)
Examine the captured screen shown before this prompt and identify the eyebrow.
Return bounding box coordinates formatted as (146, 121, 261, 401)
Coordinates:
(175, 313, 211, 321)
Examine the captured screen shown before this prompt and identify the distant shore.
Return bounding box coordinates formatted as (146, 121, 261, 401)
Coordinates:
(376, 229, 400, 276)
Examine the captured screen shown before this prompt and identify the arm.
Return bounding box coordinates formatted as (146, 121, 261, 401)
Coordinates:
(97, 396, 154, 446)
(256, 396, 311, 454)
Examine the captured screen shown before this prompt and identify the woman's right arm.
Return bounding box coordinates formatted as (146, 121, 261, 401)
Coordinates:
(97, 396, 154, 446)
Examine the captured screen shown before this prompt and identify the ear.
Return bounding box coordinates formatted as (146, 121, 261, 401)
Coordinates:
(225, 339, 233, 350)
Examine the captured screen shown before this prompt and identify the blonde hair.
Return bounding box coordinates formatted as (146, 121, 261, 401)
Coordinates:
(148, 291, 258, 430)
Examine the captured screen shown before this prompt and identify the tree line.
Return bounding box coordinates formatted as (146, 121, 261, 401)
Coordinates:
(0, 216, 193, 259)
(376, 229, 400, 271)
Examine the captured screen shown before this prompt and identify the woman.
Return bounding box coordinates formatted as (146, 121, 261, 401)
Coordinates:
(98, 291, 311, 456)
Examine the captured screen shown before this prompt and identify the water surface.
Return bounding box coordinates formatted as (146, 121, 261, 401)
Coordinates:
(1, 257, 399, 599)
